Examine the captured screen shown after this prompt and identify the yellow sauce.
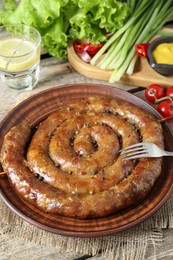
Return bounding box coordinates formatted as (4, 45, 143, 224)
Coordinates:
(152, 43, 173, 64)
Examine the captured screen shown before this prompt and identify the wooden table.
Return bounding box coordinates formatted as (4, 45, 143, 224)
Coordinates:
(0, 52, 173, 260)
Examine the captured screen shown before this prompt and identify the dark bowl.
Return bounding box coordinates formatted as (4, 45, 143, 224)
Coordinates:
(147, 36, 173, 76)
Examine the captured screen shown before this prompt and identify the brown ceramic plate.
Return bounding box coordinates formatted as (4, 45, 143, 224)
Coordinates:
(0, 83, 173, 238)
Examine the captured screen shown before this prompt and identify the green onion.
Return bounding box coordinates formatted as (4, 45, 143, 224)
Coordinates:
(157, 31, 173, 37)
(90, 0, 173, 83)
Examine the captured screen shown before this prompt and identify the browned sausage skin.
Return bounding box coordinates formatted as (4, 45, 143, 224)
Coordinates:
(27, 113, 138, 195)
(0, 97, 164, 218)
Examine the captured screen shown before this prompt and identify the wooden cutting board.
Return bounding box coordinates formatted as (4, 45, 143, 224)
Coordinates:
(67, 28, 173, 88)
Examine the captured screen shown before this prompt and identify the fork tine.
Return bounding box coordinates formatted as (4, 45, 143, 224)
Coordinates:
(121, 149, 147, 157)
(119, 142, 149, 160)
(120, 142, 170, 160)
(122, 153, 149, 160)
(119, 143, 144, 152)
(120, 147, 145, 155)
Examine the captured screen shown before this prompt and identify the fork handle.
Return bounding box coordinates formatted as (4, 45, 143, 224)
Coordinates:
(164, 151, 173, 156)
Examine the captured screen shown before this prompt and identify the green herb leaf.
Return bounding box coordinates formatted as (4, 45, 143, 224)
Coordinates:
(0, 0, 129, 59)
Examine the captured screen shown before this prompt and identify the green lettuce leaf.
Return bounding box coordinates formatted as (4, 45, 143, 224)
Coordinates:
(69, 0, 130, 43)
(69, 11, 107, 43)
(0, 0, 130, 59)
(42, 16, 69, 60)
(2, 0, 17, 11)
(0, 0, 70, 59)
(0, 0, 68, 28)
(0, 0, 18, 24)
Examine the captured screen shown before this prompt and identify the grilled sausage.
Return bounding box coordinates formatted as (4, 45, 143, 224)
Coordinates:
(0, 97, 164, 218)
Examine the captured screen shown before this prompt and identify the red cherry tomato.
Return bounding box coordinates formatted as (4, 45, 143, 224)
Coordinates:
(157, 99, 173, 117)
(166, 86, 173, 98)
(145, 84, 165, 103)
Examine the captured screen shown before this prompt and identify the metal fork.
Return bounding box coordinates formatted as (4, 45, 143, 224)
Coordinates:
(120, 142, 173, 160)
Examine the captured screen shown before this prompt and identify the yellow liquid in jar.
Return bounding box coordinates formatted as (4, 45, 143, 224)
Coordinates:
(152, 43, 173, 64)
(0, 36, 40, 71)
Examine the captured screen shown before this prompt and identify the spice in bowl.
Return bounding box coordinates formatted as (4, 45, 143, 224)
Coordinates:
(152, 43, 173, 65)
(147, 36, 173, 76)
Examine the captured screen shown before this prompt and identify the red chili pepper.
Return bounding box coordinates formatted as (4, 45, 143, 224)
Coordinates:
(135, 43, 150, 58)
(84, 43, 103, 56)
(73, 41, 85, 53)
(73, 41, 103, 56)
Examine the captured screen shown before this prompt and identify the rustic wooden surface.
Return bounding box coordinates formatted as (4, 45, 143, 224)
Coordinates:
(0, 49, 173, 259)
(1, 0, 173, 259)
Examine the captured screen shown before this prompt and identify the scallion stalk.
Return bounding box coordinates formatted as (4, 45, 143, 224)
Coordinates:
(90, 0, 173, 83)
(90, 1, 151, 65)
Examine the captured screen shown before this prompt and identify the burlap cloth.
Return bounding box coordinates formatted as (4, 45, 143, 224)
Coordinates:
(1, 91, 173, 260)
